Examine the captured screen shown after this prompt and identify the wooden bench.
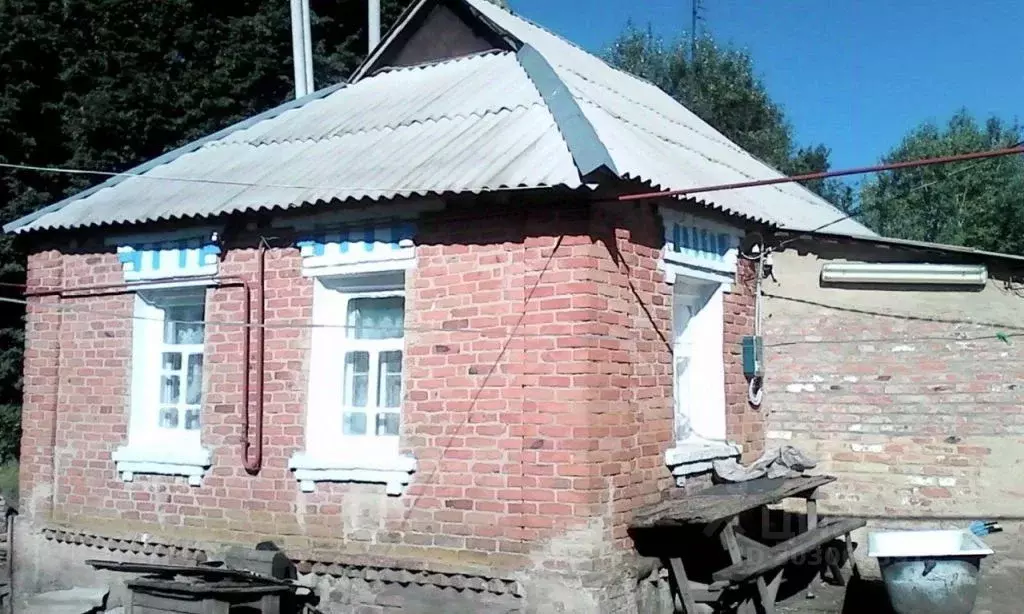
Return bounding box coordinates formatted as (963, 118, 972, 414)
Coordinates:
(714, 517, 866, 584)
(630, 476, 865, 614)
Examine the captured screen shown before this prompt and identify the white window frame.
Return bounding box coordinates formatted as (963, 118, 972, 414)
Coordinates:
(672, 280, 728, 444)
(659, 207, 743, 484)
(289, 269, 416, 496)
(113, 283, 213, 486)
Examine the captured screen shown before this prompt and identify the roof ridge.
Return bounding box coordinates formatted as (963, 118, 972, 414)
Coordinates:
(514, 45, 614, 180)
(464, 0, 677, 101)
(574, 95, 836, 213)
(206, 103, 544, 148)
(373, 49, 512, 76)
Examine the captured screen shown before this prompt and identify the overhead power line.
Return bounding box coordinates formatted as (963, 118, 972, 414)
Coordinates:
(0, 161, 454, 194)
(3, 144, 1023, 207)
(618, 144, 1024, 202)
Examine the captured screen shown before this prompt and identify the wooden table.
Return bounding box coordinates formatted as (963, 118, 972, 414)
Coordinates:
(87, 559, 294, 614)
(124, 577, 291, 614)
(631, 476, 865, 614)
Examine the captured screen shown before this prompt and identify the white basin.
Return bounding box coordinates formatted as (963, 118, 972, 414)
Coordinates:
(868, 529, 993, 614)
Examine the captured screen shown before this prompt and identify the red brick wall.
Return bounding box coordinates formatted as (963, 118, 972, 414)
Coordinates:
(18, 202, 761, 579)
(726, 258, 763, 459)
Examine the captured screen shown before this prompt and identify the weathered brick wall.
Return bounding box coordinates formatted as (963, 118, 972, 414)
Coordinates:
(725, 257, 762, 460)
(17, 201, 761, 611)
(764, 246, 1024, 520)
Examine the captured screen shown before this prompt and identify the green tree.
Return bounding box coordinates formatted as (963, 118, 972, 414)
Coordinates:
(858, 110, 1024, 253)
(0, 0, 413, 462)
(604, 27, 852, 211)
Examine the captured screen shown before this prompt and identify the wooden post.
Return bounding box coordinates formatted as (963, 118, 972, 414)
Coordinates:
(807, 492, 819, 531)
(720, 517, 777, 614)
(667, 558, 700, 614)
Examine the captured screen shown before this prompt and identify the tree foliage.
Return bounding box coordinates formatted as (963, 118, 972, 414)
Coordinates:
(0, 0, 412, 462)
(858, 110, 1024, 254)
(604, 27, 854, 213)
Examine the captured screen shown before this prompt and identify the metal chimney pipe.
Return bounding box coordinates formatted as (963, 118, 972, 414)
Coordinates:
(369, 0, 381, 54)
(301, 0, 314, 92)
(290, 0, 309, 98)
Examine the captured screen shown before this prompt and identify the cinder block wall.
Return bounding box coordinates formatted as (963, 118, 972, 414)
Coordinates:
(16, 200, 760, 612)
(764, 246, 1024, 525)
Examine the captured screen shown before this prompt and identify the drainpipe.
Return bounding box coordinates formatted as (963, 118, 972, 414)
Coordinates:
(26, 273, 264, 474)
(243, 242, 267, 474)
(368, 0, 381, 54)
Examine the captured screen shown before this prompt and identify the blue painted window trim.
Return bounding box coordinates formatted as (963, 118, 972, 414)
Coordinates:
(297, 223, 416, 266)
(117, 238, 221, 281)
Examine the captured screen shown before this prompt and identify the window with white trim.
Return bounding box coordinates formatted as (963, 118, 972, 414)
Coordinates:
(339, 293, 405, 443)
(113, 286, 212, 485)
(290, 270, 415, 495)
(672, 280, 726, 444)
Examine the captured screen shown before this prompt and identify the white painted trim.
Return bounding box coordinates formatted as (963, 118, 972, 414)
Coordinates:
(288, 452, 417, 496)
(300, 269, 411, 494)
(672, 281, 728, 445)
(112, 445, 212, 487)
(659, 208, 742, 274)
(660, 258, 735, 289)
(664, 441, 741, 486)
(303, 255, 415, 278)
(123, 263, 219, 283)
(121, 278, 219, 291)
(123, 288, 208, 483)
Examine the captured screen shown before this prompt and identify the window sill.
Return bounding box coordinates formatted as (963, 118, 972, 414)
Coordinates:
(112, 445, 212, 487)
(665, 440, 742, 486)
(288, 451, 417, 496)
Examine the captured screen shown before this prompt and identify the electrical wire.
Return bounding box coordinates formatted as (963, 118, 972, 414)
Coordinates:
(3, 140, 1022, 205)
(0, 161, 481, 194)
(0, 295, 616, 339)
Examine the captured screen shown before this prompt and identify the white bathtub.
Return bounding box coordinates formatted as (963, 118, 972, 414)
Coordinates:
(868, 529, 993, 614)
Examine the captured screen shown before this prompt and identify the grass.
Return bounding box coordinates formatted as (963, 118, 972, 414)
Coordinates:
(0, 462, 18, 510)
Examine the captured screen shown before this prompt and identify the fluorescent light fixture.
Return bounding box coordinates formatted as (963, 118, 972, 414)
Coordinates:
(820, 263, 988, 286)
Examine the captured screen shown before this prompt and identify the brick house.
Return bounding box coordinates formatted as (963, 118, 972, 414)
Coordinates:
(4, 0, 877, 612)
(763, 231, 1024, 566)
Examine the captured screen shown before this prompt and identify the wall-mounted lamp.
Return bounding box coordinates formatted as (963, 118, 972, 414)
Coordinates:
(820, 263, 988, 286)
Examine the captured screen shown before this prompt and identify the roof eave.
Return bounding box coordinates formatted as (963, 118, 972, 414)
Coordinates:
(5, 84, 348, 236)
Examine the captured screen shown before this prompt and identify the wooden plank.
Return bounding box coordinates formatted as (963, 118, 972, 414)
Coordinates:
(631, 476, 835, 528)
(713, 518, 866, 583)
(718, 519, 766, 614)
(734, 533, 770, 557)
(666, 558, 700, 613)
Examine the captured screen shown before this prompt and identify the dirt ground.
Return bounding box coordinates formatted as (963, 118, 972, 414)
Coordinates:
(777, 542, 1023, 613)
(777, 569, 1021, 613)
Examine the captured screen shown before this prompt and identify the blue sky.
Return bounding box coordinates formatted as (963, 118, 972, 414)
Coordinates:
(509, 0, 1023, 175)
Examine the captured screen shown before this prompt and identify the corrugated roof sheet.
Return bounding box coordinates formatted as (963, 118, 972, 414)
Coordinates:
(13, 51, 581, 232)
(463, 0, 875, 237)
(10, 0, 874, 237)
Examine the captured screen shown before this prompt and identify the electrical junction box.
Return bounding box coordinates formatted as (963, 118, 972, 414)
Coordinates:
(742, 335, 764, 378)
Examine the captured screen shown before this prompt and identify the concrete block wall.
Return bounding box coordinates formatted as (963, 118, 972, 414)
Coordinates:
(16, 200, 759, 613)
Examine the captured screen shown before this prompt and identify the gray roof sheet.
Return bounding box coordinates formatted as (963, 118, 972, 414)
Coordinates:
(8, 0, 874, 237)
(463, 0, 874, 237)
(10, 51, 580, 232)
